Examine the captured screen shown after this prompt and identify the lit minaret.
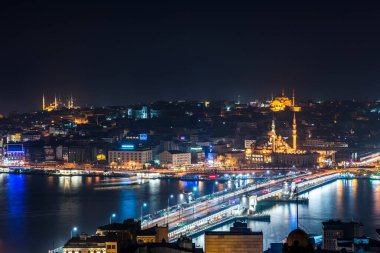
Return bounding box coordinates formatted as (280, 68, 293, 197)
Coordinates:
(292, 112, 297, 150)
(54, 94, 58, 109)
(42, 93, 46, 111)
(292, 89, 295, 107)
(271, 117, 277, 152)
(68, 95, 74, 109)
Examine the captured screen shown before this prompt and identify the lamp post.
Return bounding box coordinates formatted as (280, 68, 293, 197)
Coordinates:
(140, 202, 147, 222)
(213, 181, 218, 194)
(192, 187, 197, 220)
(167, 194, 174, 225)
(70, 226, 78, 238)
(109, 213, 116, 224)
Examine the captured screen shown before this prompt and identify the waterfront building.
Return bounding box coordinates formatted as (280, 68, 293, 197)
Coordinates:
(62, 233, 118, 253)
(190, 146, 205, 163)
(68, 146, 92, 164)
(108, 148, 152, 169)
(205, 221, 263, 253)
(6, 133, 22, 143)
(245, 91, 319, 167)
(322, 220, 364, 251)
(4, 144, 25, 166)
(245, 116, 319, 167)
(159, 150, 191, 168)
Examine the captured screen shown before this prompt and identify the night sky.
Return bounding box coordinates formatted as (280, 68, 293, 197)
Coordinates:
(1, 0, 380, 113)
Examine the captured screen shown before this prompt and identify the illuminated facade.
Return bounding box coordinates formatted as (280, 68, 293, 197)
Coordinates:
(270, 90, 301, 112)
(62, 233, 117, 253)
(108, 149, 152, 169)
(4, 144, 25, 166)
(245, 111, 319, 167)
(159, 150, 191, 168)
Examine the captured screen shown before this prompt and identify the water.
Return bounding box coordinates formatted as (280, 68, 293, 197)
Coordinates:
(1, 174, 380, 253)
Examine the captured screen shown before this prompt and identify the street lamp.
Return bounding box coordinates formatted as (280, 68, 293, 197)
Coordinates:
(213, 181, 218, 194)
(109, 213, 116, 224)
(167, 194, 174, 224)
(140, 202, 147, 222)
(70, 226, 78, 238)
(192, 187, 198, 220)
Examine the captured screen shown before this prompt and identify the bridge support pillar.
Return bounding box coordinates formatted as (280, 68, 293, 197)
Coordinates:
(241, 194, 249, 211)
(248, 195, 257, 214)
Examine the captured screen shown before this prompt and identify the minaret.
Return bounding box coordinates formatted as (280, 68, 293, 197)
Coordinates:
(42, 93, 46, 111)
(68, 95, 74, 109)
(292, 112, 297, 150)
(292, 89, 295, 107)
(271, 117, 277, 152)
(54, 94, 58, 109)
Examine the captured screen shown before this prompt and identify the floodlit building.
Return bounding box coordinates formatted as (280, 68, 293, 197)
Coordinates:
(62, 233, 118, 253)
(159, 150, 191, 168)
(108, 147, 152, 169)
(42, 93, 79, 111)
(4, 144, 25, 166)
(246, 92, 319, 167)
(270, 90, 301, 112)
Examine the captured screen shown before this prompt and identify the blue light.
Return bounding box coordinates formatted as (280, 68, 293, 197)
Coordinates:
(121, 144, 135, 150)
(139, 133, 148, 141)
(7, 144, 24, 152)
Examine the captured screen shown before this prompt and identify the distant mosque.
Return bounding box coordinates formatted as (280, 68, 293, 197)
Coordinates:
(42, 94, 78, 112)
(246, 91, 319, 167)
(270, 89, 301, 112)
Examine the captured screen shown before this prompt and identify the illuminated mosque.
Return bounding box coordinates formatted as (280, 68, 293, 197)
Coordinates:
(270, 90, 301, 112)
(246, 91, 319, 167)
(42, 94, 78, 112)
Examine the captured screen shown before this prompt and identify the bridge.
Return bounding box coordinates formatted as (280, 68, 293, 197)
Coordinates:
(141, 171, 340, 241)
(353, 150, 380, 166)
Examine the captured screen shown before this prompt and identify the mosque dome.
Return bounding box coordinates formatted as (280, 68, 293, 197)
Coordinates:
(286, 228, 309, 248)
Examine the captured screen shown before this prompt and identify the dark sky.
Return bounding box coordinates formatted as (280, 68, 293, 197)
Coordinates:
(1, 0, 380, 113)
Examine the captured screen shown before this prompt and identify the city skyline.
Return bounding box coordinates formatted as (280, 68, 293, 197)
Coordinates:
(1, 0, 380, 113)
(2, 2, 380, 253)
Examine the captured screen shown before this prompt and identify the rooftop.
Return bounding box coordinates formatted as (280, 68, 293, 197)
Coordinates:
(64, 233, 117, 248)
(205, 231, 263, 236)
(165, 150, 189, 154)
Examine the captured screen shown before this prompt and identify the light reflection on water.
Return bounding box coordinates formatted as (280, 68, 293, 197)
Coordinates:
(0, 175, 380, 253)
(193, 178, 380, 250)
